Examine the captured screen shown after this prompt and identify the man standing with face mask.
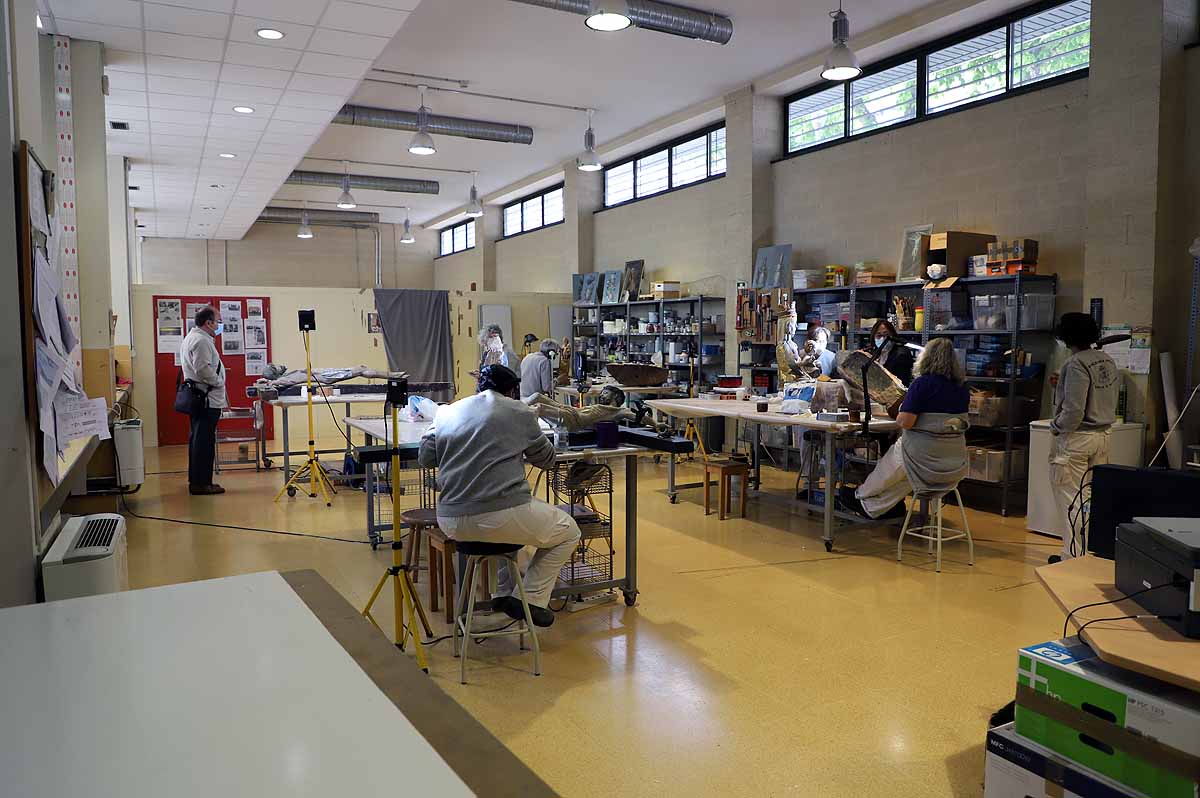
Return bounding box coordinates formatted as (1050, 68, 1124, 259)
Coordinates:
(180, 306, 228, 495)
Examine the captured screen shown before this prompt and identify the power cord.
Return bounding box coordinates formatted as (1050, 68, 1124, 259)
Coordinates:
(302, 333, 360, 451)
(1075, 613, 1181, 639)
(1062, 581, 1174, 638)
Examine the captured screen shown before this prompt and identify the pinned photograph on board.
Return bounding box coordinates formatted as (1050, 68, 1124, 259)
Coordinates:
(156, 298, 182, 325)
(245, 349, 266, 375)
(222, 336, 244, 355)
(246, 299, 264, 318)
(245, 318, 268, 348)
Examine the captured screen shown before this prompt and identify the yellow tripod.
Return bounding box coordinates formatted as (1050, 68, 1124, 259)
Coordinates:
(362, 404, 431, 672)
(274, 328, 337, 506)
(679, 417, 709, 463)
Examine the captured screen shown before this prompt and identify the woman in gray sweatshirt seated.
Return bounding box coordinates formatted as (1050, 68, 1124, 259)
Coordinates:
(418, 364, 580, 627)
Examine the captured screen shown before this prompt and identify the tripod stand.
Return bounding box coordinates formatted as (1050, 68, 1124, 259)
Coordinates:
(274, 328, 337, 506)
(361, 396, 431, 672)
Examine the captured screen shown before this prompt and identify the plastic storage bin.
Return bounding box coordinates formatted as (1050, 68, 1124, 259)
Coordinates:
(972, 295, 1008, 330)
(1006, 294, 1055, 330)
(968, 446, 1028, 482)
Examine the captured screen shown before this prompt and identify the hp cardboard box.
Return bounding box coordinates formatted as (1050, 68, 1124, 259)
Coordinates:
(986, 724, 1143, 798)
(1014, 638, 1200, 798)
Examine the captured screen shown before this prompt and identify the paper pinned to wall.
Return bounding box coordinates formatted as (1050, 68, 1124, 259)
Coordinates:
(157, 321, 183, 355)
(220, 300, 242, 322)
(1101, 324, 1132, 370)
(246, 299, 263, 318)
(244, 349, 266, 375)
(156, 298, 182, 325)
(54, 391, 111, 443)
(27, 153, 49, 235)
(1128, 326, 1152, 375)
(244, 318, 267, 349)
(34, 249, 65, 356)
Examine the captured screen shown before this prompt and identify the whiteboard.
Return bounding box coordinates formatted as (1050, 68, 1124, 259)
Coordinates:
(479, 304, 512, 349)
(549, 304, 572, 344)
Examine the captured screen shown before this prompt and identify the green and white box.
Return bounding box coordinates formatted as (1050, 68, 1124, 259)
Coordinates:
(986, 723, 1144, 798)
(1015, 638, 1200, 798)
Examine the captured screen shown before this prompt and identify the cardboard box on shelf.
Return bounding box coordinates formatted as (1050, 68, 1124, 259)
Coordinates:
(986, 724, 1144, 798)
(652, 281, 682, 299)
(1014, 638, 1200, 798)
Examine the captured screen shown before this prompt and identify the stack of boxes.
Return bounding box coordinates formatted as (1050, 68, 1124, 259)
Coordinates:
(964, 334, 1012, 378)
(987, 637, 1200, 797)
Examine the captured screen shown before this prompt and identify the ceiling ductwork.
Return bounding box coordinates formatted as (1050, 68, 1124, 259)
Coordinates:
(334, 104, 535, 145)
(506, 0, 733, 45)
(285, 169, 440, 195)
(257, 206, 381, 224)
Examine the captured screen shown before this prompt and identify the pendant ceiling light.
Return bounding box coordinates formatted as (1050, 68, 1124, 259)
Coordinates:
(297, 205, 314, 239)
(335, 161, 357, 209)
(408, 85, 437, 156)
(466, 172, 483, 218)
(400, 215, 415, 244)
(585, 0, 631, 31)
(577, 109, 602, 172)
(821, 2, 861, 81)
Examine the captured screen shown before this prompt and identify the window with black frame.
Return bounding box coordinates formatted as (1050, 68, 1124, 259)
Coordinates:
(438, 219, 475, 256)
(784, 0, 1091, 157)
(502, 185, 565, 238)
(602, 123, 726, 209)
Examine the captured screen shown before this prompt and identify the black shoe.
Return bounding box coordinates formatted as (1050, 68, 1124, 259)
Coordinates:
(492, 596, 522, 616)
(1047, 555, 1062, 565)
(880, 502, 909, 520)
(499, 597, 555, 627)
(528, 605, 555, 627)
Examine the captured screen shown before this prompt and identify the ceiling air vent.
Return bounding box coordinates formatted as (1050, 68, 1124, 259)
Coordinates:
(128, 185, 139, 191)
(109, 121, 130, 131)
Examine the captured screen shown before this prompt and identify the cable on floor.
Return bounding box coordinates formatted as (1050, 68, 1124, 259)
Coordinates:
(119, 493, 392, 546)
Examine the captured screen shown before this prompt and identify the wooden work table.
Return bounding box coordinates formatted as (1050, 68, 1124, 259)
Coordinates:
(1037, 555, 1200, 692)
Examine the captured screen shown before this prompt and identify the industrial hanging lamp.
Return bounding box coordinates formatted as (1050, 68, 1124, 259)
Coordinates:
(466, 172, 484, 218)
(585, 0, 632, 31)
(400, 215, 416, 244)
(577, 109, 602, 172)
(821, 2, 861, 82)
(336, 161, 357, 209)
(297, 202, 314, 239)
(408, 85, 437, 156)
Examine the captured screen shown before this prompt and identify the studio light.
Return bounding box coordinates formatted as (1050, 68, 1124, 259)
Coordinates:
(400, 217, 415, 244)
(585, 0, 631, 31)
(821, 3, 861, 82)
(408, 85, 437, 156)
(466, 173, 483, 218)
(577, 109, 602, 172)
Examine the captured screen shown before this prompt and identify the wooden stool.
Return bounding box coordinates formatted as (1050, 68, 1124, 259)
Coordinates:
(426, 525, 491, 624)
(704, 459, 751, 520)
(398, 508, 438, 585)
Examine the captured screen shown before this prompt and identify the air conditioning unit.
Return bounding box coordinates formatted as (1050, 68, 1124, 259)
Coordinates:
(42, 514, 129, 601)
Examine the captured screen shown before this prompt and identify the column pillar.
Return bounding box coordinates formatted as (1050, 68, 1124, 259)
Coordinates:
(479, 206, 501, 291)
(563, 159, 602, 276)
(107, 156, 131, 355)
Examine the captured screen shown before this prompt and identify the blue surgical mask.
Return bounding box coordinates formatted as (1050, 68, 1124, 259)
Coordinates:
(874, 336, 887, 349)
(214, 323, 224, 337)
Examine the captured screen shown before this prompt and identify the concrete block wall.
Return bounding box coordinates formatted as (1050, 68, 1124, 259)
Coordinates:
(774, 79, 1090, 313)
(495, 224, 570, 293)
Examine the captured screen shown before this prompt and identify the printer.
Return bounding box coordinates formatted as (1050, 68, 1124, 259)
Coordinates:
(1115, 517, 1200, 639)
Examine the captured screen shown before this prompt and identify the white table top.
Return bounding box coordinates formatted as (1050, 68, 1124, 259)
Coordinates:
(270, 392, 387, 407)
(0, 571, 474, 798)
(344, 415, 432, 448)
(646, 397, 900, 433)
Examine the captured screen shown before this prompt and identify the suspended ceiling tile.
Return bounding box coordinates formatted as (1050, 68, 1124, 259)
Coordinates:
(215, 82, 283, 105)
(145, 0, 234, 12)
(103, 69, 147, 92)
(147, 75, 217, 97)
(106, 90, 147, 107)
(145, 54, 223, 80)
(147, 92, 215, 112)
(53, 19, 144, 51)
(224, 40, 302, 70)
(233, 0, 330, 26)
(148, 107, 211, 125)
(217, 62, 292, 88)
(286, 72, 358, 96)
(277, 89, 344, 110)
(51, 0, 142, 27)
(208, 111, 273, 129)
(144, 31, 226, 61)
(105, 104, 148, 121)
(319, 2, 408, 36)
(306, 27, 389, 59)
(294, 51, 371, 79)
(104, 49, 146, 73)
(142, 3, 230, 38)
(269, 105, 336, 123)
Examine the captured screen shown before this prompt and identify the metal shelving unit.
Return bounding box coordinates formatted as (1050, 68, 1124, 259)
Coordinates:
(791, 272, 1058, 516)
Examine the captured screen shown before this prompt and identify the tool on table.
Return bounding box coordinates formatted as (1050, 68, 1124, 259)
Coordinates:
(361, 376, 432, 672)
(275, 309, 338, 506)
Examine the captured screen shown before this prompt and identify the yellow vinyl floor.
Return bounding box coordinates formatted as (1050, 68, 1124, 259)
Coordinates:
(125, 445, 1065, 798)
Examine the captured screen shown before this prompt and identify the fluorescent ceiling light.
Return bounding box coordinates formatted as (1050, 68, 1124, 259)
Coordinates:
(218, 152, 236, 159)
(585, 0, 631, 31)
(256, 28, 284, 40)
(232, 105, 255, 114)
(821, 6, 861, 82)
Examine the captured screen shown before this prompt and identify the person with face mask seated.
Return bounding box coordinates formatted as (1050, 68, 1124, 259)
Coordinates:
(418, 364, 581, 627)
(804, 325, 836, 377)
(864, 319, 915, 386)
(520, 338, 560, 401)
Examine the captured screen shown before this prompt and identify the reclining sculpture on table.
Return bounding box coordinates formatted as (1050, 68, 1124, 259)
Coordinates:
(525, 384, 666, 433)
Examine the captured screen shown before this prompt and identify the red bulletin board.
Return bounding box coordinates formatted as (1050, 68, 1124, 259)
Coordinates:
(152, 295, 274, 446)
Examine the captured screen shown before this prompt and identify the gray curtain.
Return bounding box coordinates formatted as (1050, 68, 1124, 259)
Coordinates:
(374, 289, 454, 402)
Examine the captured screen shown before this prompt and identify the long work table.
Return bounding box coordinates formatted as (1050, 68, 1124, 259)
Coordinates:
(0, 570, 553, 798)
(267, 392, 389, 489)
(646, 397, 900, 550)
(344, 415, 653, 606)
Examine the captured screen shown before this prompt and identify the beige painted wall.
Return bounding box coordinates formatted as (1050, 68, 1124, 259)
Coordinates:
(140, 222, 436, 289)
(132, 283, 389, 449)
(433, 249, 483, 292)
(593, 177, 739, 287)
(773, 79, 1090, 314)
(495, 224, 570, 293)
